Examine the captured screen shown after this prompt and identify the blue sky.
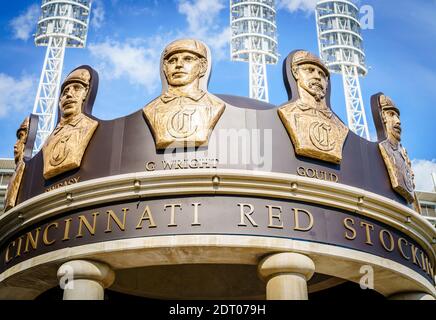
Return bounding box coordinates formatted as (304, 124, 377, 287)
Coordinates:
(1, 0, 435, 190)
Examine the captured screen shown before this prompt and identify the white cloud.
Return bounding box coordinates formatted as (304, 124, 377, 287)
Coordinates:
(88, 37, 166, 94)
(177, 0, 230, 60)
(91, 0, 105, 29)
(0, 74, 35, 118)
(178, 0, 225, 35)
(87, 0, 230, 92)
(412, 159, 436, 192)
(10, 4, 40, 41)
(277, 0, 318, 13)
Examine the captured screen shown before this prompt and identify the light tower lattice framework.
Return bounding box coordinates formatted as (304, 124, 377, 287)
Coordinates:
(230, 0, 278, 102)
(316, 0, 370, 140)
(33, 0, 92, 153)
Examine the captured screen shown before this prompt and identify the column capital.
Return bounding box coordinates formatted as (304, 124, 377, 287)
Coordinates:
(57, 259, 115, 288)
(258, 252, 315, 281)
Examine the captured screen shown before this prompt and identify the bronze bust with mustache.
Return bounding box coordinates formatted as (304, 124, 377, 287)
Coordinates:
(42, 68, 98, 180)
(143, 39, 225, 149)
(278, 50, 349, 164)
(376, 95, 415, 203)
(4, 117, 30, 212)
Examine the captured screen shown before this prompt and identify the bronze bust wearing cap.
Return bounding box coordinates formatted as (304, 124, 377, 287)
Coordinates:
(374, 94, 415, 203)
(42, 68, 98, 180)
(143, 39, 225, 149)
(4, 117, 30, 211)
(278, 50, 349, 164)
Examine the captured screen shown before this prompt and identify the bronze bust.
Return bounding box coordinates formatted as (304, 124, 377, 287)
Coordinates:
(278, 50, 349, 164)
(42, 68, 99, 180)
(143, 39, 225, 149)
(373, 94, 415, 203)
(4, 117, 30, 211)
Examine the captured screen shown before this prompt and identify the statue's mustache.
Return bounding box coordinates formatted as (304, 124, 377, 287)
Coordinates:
(308, 80, 324, 91)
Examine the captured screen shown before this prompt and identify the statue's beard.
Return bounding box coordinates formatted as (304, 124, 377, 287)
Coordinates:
(312, 90, 325, 102)
(302, 81, 326, 102)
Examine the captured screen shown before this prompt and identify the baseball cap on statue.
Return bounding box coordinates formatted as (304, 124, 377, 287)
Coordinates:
(16, 116, 30, 138)
(291, 50, 330, 77)
(163, 39, 207, 60)
(379, 94, 400, 116)
(62, 68, 91, 91)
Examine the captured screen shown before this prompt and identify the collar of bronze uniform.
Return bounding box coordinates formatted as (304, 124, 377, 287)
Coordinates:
(160, 88, 206, 104)
(54, 114, 84, 135)
(386, 138, 400, 152)
(386, 139, 410, 162)
(296, 101, 333, 118)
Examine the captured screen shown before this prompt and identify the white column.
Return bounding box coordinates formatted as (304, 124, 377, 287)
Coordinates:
(57, 260, 115, 300)
(258, 252, 315, 300)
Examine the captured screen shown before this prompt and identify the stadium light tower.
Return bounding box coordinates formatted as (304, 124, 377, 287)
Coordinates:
(230, 0, 278, 102)
(315, 0, 370, 140)
(32, 0, 92, 153)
